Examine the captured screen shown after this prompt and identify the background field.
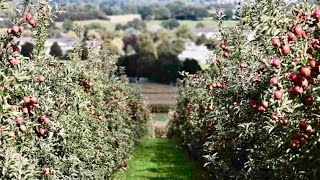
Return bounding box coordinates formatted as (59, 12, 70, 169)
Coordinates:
(56, 14, 238, 32)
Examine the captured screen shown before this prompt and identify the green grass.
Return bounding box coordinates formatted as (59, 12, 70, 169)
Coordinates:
(151, 113, 168, 122)
(200, 64, 210, 70)
(113, 137, 205, 180)
(148, 19, 238, 31)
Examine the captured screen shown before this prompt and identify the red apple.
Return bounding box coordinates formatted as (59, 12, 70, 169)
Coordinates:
(15, 116, 24, 125)
(12, 46, 20, 52)
(38, 128, 45, 135)
(289, 72, 301, 83)
(274, 90, 282, 99)
(310, 60, 317, 68)
(240, 63, 248, 68)
(272, 58, 281, 67)
(22, 107, 28, 114)
(294, 26, 304, 36)
(258, 106, 265, 112)
(314, 9, 320, 19)
(19, 26, 24, 33)
(37, 75, 45, 82)
(290, 86, 303, 94)
(30, 97, 38, 104)
(312, 39, 319, 48)
(294, 57, 300, 64)
(301, 67, 311, 77)
(287, 32, 297, 42)
(23, 96, 30, 103)
(11, 25, 19, 34)
(304, 96, 313, 105)
(270, 77, 279, 85)
(281, 44, 290, 55)
(272, 37, 281, 47)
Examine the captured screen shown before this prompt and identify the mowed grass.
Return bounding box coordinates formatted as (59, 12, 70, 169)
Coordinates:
(152, 113, 168, 122)
(148, 19, 238, 30)
(55, 14, 238, 31)
(113, 137, 204, 180)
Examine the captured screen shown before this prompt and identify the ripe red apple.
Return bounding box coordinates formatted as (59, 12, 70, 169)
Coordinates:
(38, 128, 45, 135)
(240, 63, 248, 68)
(30, 97, 38, 104)
(19, 26, 24, 33)
(272, 37, 281, 47)
(290, 86, 303, 95)
(88, 82, 94, 88)
(250, 100, 258, 109)
(312, 39, 319, 48)
(43, 117, 49, 124)
(287, 32, 297, 42)
(304, 96, 313, 105)
(294, 57, 300, 64)
(9, 57, 20, 65)
(289, 72, 301, 83)
(27, 105, 35, 111)
(274, 90, 282, 99)
(294, 26, 304, 36)
(22, 107, 28, 114)
(37, 75, 45, 82)
(270, 77, 279, 85)
(282, 119, 288, 126)
(6, 28, 12, 34)
(23, 96, 30, 103)
(301, 67, 311, 77)
(12, 45, 20, 52)
(11, 25, 19, 34)
(258, 106, 265, 112)
(310, 60, 317, 68)
(314, 9, 320, 19)
(28, 19, 38, 27)
(281, 44, 290, 55)
(223, 52, 230, 58)
(15, 116, 24, 125)
(25, 14, 32, 21)
(272, 58, 281, 67)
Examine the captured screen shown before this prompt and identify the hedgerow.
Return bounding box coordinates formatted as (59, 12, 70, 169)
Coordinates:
(0, 0, 148, 179)
(169, 1, 320, 179)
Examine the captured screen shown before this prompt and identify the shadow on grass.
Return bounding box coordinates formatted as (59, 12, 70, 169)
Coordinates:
(113, 137, 207, 180)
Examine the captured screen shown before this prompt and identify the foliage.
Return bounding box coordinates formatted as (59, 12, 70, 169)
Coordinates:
(0, 0, 148, 179)
(62, 19, 74, 31)
(169, 1, 320, 179)
(21, 42, 34, 58)
(49, 42, 63, 58)
(181, 58, 202, 74)
(161, 19, 180, 30)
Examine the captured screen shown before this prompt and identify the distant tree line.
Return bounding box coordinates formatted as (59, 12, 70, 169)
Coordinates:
(56, 1, 217, 21)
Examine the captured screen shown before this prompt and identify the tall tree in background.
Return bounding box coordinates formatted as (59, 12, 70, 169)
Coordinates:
(21, 42, 34, 58)
(49, 42, 63, 58)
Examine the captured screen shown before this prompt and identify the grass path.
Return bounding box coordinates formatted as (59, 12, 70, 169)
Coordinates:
(113, 136, 204, 180)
